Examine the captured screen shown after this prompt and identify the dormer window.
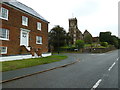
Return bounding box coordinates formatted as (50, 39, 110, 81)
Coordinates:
(37, 22, 41, 30)
(0, 7, 9, 20)
(22, 16, 28, 26)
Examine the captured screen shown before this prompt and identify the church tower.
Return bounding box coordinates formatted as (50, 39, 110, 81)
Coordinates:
(68, 18, 83, 44)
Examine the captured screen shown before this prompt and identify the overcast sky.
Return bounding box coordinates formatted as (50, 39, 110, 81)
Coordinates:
(17, 0, 119, 37)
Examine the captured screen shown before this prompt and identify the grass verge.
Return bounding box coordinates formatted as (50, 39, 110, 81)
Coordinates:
(1, 55, 67, 72)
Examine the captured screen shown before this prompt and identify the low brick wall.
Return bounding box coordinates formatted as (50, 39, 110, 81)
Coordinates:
(83, 46, 116, 53)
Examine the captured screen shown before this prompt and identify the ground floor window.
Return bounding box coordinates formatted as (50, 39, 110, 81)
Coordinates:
(36, 36, 42, 44)
(0, 46, 7, 54)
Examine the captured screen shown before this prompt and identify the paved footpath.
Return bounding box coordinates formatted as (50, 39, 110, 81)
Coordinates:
(2, 54, 78, 81)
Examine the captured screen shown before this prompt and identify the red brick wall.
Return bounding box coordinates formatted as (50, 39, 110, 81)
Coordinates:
(0, 3, 48, 55)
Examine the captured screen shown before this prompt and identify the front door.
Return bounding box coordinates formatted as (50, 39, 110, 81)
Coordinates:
(20, 29, 30, 46)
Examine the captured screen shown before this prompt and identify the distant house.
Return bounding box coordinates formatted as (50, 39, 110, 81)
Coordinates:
(83, 30, 93, 44)
(68, 18, 83, 44)
(92, 37, 99, 43)
(0, 1, 49, 56)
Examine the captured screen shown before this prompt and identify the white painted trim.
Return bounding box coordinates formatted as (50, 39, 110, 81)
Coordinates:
(42, 53, 52, 57)
(20, 28, 30, 46)
(20, 28, 30, 32)
(22, 16, 28, 26)
(37, 22, 41, 30)
(0, 53, 52, 62)
(0, 38, 9, 41)
(36, 36, 42, 44)
(0, 7, 9, 21)
(0, 28, 9, 40)
(0, 46, 7, 54)
(0, 55, 32, 62)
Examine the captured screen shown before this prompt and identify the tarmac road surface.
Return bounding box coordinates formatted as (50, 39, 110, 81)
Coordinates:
(2, 50, 119, 89)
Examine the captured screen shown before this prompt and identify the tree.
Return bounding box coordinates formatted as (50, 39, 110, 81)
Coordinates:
(118, 38, 120, 49)
(48, 25, 67, 51)
(99, 31, 120, 49)
(66, 33, 72, 46)
(111, 36, 119, 48)
(84, 34, 92, 44)
(75, 40, 84, 50)
(99, 32, 112, 44)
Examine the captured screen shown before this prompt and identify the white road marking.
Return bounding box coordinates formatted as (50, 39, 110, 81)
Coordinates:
(116, 57, 119, 61)
(91, 79, 102, 90)
(91, 57, 118, 90)
(91, 54, 106, 56)
(108, 62, 116, 71)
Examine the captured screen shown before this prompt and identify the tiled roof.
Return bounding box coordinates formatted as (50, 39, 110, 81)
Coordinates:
(4, 1, 48, 23)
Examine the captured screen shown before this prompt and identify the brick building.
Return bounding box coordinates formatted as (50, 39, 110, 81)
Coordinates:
(0, 1, 49, 56)
(68, 18, 83, 44)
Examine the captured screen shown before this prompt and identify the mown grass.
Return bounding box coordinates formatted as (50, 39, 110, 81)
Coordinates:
(1, 55, 67, 72)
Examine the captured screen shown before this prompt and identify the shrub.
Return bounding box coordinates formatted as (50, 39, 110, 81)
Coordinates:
(100, 42, 108, 47)
(75, 40, 85, 50)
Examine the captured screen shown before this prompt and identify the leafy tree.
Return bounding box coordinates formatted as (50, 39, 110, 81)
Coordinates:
(84, 34, 92, 44)
(48, 25, 67, 51)
(99, 32, 112, 44)
(118, 39, 120, 49)
(99, 31, 120, 49)
(65, 33, 72, 46)
(75, 40, 85, 50)
(111, 36, 119, 48)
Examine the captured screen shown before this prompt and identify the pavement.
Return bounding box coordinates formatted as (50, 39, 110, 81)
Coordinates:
(2, 50, 119, 88)
(2, 53, 78, 82)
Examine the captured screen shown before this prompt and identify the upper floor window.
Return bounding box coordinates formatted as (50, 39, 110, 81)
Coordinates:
(0, 46, 7, 54)
(0, 28, 9, 40)
(0, 7, 9, 20)
(22, 16, 28, 26)
(37, 22, 41, 30)
(36, 36, 42, 44)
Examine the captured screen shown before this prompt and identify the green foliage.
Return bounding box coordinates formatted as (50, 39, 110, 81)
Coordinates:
(1, 55, 68, 72)
(100, 42, 108, 47)
(111, 36, 119, 48)
(118, 39, 120, 49)
(99, 32, 112, 44)
(84, 33, 92, 44)
(60, 45, 76, 51)
(75, 40, 85, 50)
(48, 25, 67, 50)
(99, 32, 120, 49)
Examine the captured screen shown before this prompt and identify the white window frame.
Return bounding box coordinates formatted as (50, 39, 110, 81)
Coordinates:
(0, 28, 9, 40)
(0, 7, 9, 20)
(37, 22, 41, 30)
(0, 46, 7, 54)
(22, 16, 28, 26)
(36, 36, 42, 44)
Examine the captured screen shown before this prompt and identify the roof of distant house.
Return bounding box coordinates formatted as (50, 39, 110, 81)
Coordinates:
(3, 1, 49, 23)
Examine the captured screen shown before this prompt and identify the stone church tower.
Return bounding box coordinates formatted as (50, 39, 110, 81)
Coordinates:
(68, 18, 83, 44)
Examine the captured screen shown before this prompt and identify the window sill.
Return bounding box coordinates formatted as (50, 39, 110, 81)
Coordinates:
(1, 53, 7, 54)
(0, 38, 9, 41)
(36, 43, 42, 45)
(22, 24, 28, 26)
(0, 17, 8, 21)
(37, 29, 41, 31)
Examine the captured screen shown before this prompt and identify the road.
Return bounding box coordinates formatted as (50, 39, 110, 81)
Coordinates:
(2, 50, 119, 89)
